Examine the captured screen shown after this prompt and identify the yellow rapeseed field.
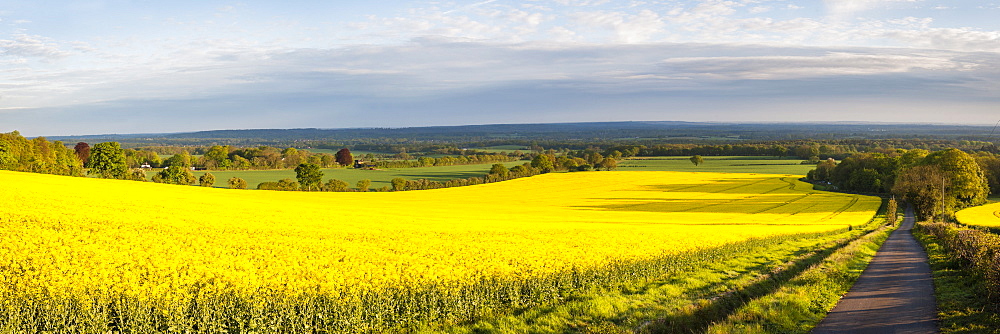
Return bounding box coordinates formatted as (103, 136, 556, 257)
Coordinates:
(955, 202, 1000, 227)
(0, 170, 879, 332)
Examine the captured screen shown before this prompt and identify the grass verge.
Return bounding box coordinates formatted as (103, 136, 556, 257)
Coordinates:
(913, 223, 1000, 333)
(425, 218, 891, 333)
(706, 219, 896, 333)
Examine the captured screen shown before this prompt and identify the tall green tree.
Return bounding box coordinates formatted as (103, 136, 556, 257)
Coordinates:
(886, 197, 898, 225)
(893, 148, 989, 220)
(88, 142, 129, 179)
(531, 154, 554, 173)
(921, 148, 989, 209)
(772, 145, 788, 157)
(809, 158, 837, 181)
(974, 152, 1000, 195)
(164, 152, 193, 168)
(294, 163, 323, 191)
(794, 144, 820, 160)
(599, 157, 617, 171)
(689, 155, 704, 166)
(202, 146, 232, 169)
(893, 165, 949, 221)
(391, 177, 407, 191)
(829, 153, 898, 193)
(489, 163, 510, 178)
(282, 148, 303, 168)
(0, 140, 15, 169)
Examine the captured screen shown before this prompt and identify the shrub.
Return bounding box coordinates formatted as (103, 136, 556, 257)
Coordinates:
(918, 222, 1000, 298)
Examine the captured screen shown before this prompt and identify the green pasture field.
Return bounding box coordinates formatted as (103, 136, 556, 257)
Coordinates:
(618, 156, 814, 175)
(159, 161, 527, 189)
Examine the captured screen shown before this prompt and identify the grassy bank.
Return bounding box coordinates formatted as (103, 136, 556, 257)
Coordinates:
(707, 217, 897, 333)
(914, 223, 1000, 333)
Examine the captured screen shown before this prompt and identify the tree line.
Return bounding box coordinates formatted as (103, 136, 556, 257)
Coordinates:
(257, 151, 622, 193)
(0, 131, 83, 176)
(85, 143, 526, 172)
(71, 136, 999, 173)
(808, 148, 999, 221)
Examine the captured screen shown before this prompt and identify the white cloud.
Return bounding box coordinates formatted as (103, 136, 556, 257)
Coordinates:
(3, 40, 999, 135)
(0, 34, 70, 60)
(552, 0, 612, 7)
(661, 52, 971, 80)
(443, 0, 499, 15)
(572, 9, 665, 43)
(886, 17, 933, 29)
(880, 28, 1000, 52)
(690, 1, 741, 17)
(549, 26, 579, 42)
(824, 0, 922, 21)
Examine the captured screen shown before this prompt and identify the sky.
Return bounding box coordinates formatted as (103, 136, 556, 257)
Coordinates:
(1, 0, 999, 136)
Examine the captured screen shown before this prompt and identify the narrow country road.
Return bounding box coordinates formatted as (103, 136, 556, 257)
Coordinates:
(811, 206, 938, 334)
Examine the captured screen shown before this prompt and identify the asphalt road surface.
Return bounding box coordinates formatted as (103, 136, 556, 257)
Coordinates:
(812, 206, 938, 334)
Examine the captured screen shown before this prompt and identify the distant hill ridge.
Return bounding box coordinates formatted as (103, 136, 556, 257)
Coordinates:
(49, 121, 996, 143)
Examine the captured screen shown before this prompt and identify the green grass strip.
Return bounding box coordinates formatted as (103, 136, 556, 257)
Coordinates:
(425, 218, 888, 334)
(913, 223, 1000, 333)
(706, 218, 896, 333)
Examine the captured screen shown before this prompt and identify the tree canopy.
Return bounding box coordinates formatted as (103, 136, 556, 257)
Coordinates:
(391, 177, 407, 191)
(531, 154, 554, 173)
(0, 131, 83, 176)
(199, 172, 215, 187)
(356, 179, 371, 192)
(814, 147, 989, 221)
(228, 177, 248, 189)
(336, 148, 353, 167)
(294, 163, 324, 191)
(74, 142, 90, 166)
(153, 166, 196, 185)
(489, 163, 509, 178)
(88, 142, 129, 179)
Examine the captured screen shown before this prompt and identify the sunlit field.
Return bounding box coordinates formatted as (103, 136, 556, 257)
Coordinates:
(617, 156, 815, 175)
(955, 202, 1000, 228)
(0, 170, 879, 332)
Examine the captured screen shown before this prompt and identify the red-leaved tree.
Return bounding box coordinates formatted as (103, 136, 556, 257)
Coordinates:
(336, 148, 353, 167)
(74, 142, 90, 166)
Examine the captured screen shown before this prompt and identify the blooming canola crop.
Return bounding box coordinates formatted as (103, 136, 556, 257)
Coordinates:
(0, 170, 879, 331)
(956, 202, 1000, 227)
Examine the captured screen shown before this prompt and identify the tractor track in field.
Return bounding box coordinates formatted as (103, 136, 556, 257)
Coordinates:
(811, 206, 938, 334)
